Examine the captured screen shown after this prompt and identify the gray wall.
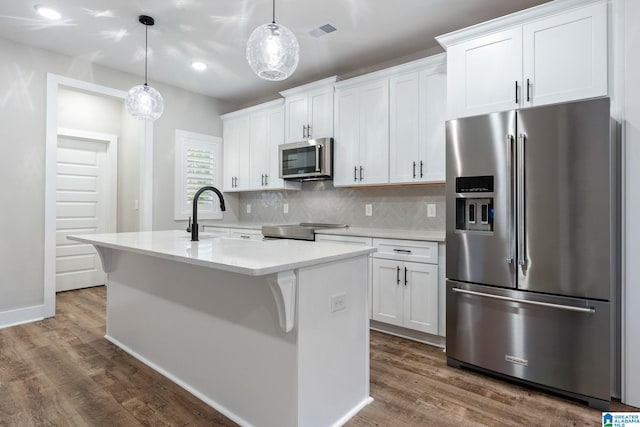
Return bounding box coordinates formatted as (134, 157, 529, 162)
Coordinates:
(0, 36, 232, 312)
(238, 181, 445, 230)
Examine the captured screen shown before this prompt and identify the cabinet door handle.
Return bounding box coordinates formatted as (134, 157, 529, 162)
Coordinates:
(261, 174, 264, 186)
(396, 266, 400, 284)
(354, 166, 358, 181)
(307, 124, 312, 138)
(515, 80, 519, 104)
(264, 174, 268, 186)
(359, 166, 363, 181)
(413, 161, 416, 179)
(420, 160, 424, 178)
(239, 235, 251, 239)
(393, 249, 412, 254)
(302, 124, 307, 139)
(404, 267, 408, 286)
(526, 78, 531, 102)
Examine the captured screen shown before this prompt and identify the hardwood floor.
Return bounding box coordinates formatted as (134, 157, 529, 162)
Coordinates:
(0, 287, 635, 426)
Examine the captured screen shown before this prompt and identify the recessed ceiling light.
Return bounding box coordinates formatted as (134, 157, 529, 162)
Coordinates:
(34, 5, 62, 20)
(191, 61, 207, 71)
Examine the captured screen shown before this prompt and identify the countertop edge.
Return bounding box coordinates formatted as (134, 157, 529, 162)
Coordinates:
(69, 233, 376, 276)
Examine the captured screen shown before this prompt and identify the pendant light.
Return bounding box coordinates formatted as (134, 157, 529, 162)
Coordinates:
(125, 15, 164, 121)
(246, 0, 299, 81)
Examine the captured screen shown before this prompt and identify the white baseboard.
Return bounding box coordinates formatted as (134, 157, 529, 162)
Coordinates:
(104, 334, 254, 427)
(332, 396, 374, 427)
(0, 304, 46, 329)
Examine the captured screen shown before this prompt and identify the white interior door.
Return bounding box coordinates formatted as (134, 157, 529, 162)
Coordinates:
(56, 129, 117, 292)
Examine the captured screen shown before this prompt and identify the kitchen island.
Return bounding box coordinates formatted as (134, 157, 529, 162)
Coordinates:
(69, 230, 376, 427)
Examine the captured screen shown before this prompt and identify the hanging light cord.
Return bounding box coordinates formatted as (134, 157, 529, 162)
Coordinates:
(272, 0, 276, 24)
(144, 22, 148, 86)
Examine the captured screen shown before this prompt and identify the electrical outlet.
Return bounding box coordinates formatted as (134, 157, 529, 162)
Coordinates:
(427, 204, 436, 217)
(246, 204, 251, 214)
(330, 293, 346, 312)
(283, 203, 289, 214)
(365, 204, 373, 217)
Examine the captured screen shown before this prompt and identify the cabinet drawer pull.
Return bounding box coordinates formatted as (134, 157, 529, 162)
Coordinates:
(239, 235, 251, 239)
(393, 249, 412, 254)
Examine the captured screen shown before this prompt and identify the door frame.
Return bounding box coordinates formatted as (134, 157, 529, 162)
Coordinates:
(44, 73, 153, 318)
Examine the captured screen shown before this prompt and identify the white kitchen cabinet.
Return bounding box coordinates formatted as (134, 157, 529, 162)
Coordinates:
(280, 76, 337, 143)
(334, 78, 389, 186)
(371, 258, 438, 335)
(522, 2, 607, 108)
(440, 0, 607, 119)
(371, 238, 439, 335)
(221, 100, 300, 193)
(389, 61, 445, 184)
(222, 114, 250, 192)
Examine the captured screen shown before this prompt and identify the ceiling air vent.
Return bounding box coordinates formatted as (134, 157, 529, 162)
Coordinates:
(309, 24, 337, 38)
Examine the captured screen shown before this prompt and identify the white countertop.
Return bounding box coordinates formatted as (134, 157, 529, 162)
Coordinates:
(69, 230, 376, 276)
(315, 227, 446, 242)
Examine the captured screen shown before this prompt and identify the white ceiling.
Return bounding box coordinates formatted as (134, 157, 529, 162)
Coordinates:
(0, 0, 550, 106)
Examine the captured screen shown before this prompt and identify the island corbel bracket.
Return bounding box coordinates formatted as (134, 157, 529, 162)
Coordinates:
(94, 246, 114, 273)
(267, 270, 297, 333)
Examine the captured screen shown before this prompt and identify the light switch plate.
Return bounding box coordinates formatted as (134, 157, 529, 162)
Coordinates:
(246, 204, 251, 214)
(283, 203, 289, 214)
(427, 204, 436, 217)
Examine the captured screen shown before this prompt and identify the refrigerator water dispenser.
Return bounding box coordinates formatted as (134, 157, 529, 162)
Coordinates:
(455, 176, 494, 232)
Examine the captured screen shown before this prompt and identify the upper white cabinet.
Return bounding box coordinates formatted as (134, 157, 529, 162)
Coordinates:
(280, 76, 337, 143)
(334, 78, 390, 186)
(438, 0, 607, 119)
(334, 54, 446, 187)
(221, 100, 300, 193)
(389, 62, 446, 183)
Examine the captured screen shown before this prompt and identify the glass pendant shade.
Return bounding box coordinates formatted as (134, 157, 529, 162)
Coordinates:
(126, 15, 164, 121)
(125, 84, 164, 121)
(246, 22, 299, 81)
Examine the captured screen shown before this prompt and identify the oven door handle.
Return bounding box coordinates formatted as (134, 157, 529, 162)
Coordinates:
(452, 288, 595, 314)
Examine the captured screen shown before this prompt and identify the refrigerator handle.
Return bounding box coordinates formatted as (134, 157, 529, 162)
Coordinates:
(506, 134, 515, 264)
(517, 134, 527, 267)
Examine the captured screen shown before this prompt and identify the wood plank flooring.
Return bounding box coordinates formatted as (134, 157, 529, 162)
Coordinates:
(0, 286, 636, 426)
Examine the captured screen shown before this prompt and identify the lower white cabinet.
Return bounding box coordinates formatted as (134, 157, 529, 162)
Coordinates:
(371, 238, 439, 335)
(371, 258, 438, 335)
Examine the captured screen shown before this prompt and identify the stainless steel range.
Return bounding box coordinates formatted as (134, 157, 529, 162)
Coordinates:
(262, 223, 348, 241)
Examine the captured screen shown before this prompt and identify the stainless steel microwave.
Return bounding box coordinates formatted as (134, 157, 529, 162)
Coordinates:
(279, 138, 333, 180)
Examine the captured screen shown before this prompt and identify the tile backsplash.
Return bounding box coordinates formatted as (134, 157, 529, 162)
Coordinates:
(238, 181, 445, 230)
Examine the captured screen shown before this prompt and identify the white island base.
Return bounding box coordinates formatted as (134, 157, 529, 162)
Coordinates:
(77, 232, 373, 427)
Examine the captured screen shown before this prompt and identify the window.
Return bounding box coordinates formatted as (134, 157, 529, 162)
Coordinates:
(174, 130, 223, 220)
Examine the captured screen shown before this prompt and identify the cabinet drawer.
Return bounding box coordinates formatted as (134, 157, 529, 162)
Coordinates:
(315, 234, 373, 246)
(372, 238, 438, 264)
(228, 229, 263, 240)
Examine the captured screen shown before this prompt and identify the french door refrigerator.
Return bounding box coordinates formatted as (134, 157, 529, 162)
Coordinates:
(445, 97, 618, 410)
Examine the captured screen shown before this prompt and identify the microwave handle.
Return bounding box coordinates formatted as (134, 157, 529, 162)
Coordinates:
(315, 144, 321, 172)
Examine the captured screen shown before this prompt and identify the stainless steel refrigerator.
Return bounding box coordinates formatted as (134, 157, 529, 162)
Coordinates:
(445, 97, 618, 410)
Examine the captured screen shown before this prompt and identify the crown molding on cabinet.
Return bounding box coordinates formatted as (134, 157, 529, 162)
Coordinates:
(220, 98, 284, 121)
(279, 76, 338, 98)
(436, 0, 607, 49)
